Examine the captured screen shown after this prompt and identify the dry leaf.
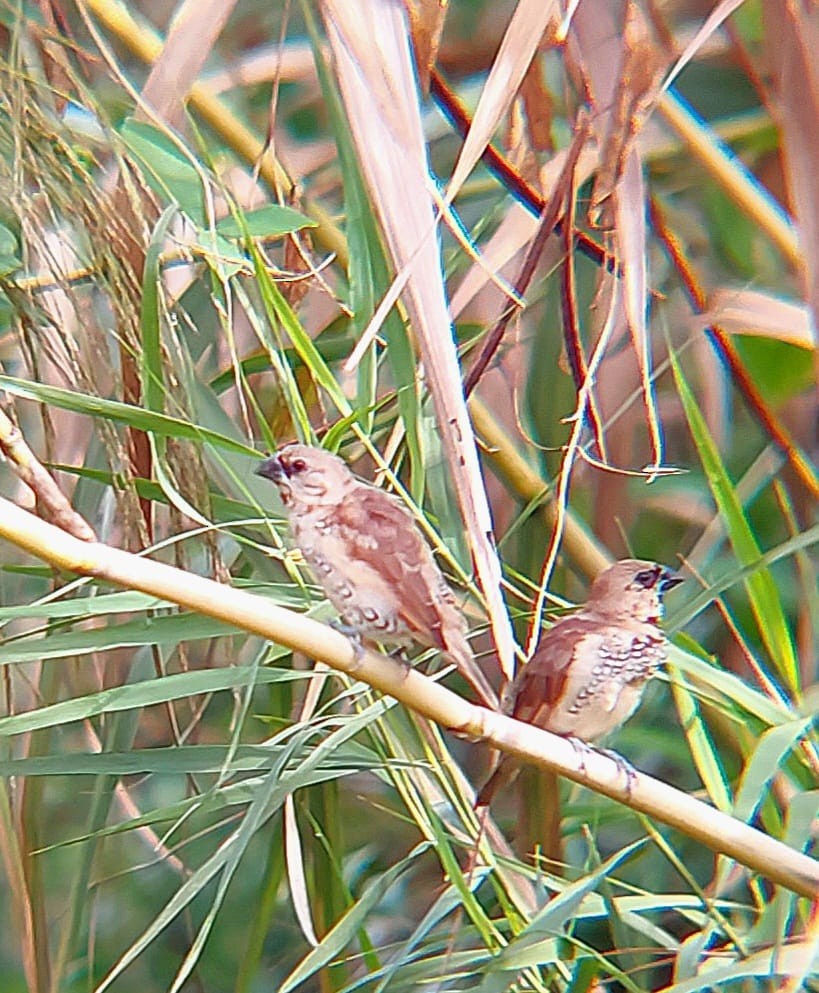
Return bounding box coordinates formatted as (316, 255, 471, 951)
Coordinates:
(140, 0, 238, 127)
(588, 1, 667, 228)
(764, 0, 819, 366)
(405, 0, 448, 95)
(322, 0, 518, 678)
(447, 0, 560, 200)
(703, 288, 816, 349)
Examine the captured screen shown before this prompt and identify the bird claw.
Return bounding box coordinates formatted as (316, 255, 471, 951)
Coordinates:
(567, 739, 638, 795)
(606, 750, 638, 793)
(330, 620, 367, 668)
(329, 619, 360, 640)
(567, 735, 595, 774)
(388, 648, 413, 679)
(328, 621, 414, 681)
(598, 746, 639, 795)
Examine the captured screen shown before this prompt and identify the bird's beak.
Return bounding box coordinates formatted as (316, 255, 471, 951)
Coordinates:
(659, 569, 683, 593)
(255, 454, 285, 483)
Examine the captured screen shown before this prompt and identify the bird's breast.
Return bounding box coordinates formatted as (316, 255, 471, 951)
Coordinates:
(292, 516, 405, 638)
(546, 627, 667, 740)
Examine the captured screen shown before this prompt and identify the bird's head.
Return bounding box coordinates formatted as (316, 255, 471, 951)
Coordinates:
(587, 558, 682, 624)
(256, 444, 353, 509)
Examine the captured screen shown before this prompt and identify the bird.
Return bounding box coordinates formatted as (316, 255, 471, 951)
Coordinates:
(476, 558, 682, 808)
(256, 443, 498, 707)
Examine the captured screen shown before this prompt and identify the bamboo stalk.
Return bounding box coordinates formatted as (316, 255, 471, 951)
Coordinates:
(0, 497, 815, 898)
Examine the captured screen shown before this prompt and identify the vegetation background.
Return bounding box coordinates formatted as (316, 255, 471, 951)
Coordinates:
(0, 0, 816, 991)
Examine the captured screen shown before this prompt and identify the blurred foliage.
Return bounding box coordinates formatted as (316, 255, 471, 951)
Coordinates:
(0, 1, 816, 992)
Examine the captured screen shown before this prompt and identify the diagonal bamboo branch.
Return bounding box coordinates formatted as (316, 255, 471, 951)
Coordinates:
(0, 496, 815, 898)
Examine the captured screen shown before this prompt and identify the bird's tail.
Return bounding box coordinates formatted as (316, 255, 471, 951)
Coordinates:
(445, 639, 499, 709)
(474, 752, 515, 808)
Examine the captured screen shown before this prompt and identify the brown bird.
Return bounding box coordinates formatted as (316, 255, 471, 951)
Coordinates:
(476, 558, 682, 807)
(256, 443, 497, 707)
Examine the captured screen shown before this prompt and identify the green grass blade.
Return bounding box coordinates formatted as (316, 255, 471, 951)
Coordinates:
(670, 349, 798, 688)
(0, 375, 258, 456)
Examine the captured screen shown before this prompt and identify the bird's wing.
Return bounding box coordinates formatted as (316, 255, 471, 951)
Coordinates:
(334, 485, 463, 653)
(510, 615, 602, 725)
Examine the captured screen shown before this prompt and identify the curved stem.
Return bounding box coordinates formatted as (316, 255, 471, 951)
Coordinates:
(0, 497, 815, 899)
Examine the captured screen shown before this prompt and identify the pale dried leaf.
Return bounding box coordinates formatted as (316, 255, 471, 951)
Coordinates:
(662, 0, 746, 94)
(449, 204, 537, 319)
(447, 0, 560, 199)
(519, 58, 553, 152)
(703, 288, 816, 349)
(615, 148, 663, 473)
(284, 795, 319, 947)
(567, 0, 626, 126)
(449, 143, 597, 317)
(589, 1, 667, 225)
(556, 0, 583, 42)
(570, 2, 665, 472)
(765, 0, 819, 349)
(204, 41, 317, 93)
(140, 0, 238, 127)
(405, 0, 448, 94)
(322, 0, 517, 678)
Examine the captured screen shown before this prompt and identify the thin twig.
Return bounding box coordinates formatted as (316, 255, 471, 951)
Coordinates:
(430, 69, 612, 272)
(648, 197, 818, 500)
(0, 407, 96, 541)
(463, 116, 591, 398)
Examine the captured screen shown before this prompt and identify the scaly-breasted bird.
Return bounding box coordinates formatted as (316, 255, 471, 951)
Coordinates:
(476, 558, 682, 807)
(256, 444, 497, 707)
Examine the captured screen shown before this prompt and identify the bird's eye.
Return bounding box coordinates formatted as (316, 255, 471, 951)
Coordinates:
(633, 568, 658, 589)
(289, 458, 307, 474)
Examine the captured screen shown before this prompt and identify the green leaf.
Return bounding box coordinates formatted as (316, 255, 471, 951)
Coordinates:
(118, 117, 205, 223)
(216, 204, 316, 239)
(248, 239, 352, 426)
(668, 665, 732, 813)
(0, 221, 21, 276)
(309, 10, 424, 485)
(0, 740, 385, 777)
(479, 840, 647, 988)
(670, 349, 798, 688)
(96, 699, 399, 993)
(0, 590, 167, 620)
(0, 611, 247, 665)
(372, 865, 493, 992)
(141, 205, 176, 415)
(733, 718, 815, 822)
(667, 642, 793, 727)
(0, 375, 258, 457)
(657, 941, 819, 993)
(732, 335, 814, 405)
(141, 207, 217, 525)
(0, 663, 301, 736)
(429, 810, 499, 947)
(280, 841, 432, 993)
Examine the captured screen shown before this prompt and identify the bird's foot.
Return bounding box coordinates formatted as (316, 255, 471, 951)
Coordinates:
(566, 735, 595, 774)
(330, 619, 360, 640)
(598, 746, 639, 795)
(388, 648, 413, 679)
(566, 739, 638, 795)
(330, 620, 367, 669)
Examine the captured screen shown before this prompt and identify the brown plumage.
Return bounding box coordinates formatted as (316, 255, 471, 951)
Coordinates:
(476, 559, 682, 807)
(256, 444, 497, 706)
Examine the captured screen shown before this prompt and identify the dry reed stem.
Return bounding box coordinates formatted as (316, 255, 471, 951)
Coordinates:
(0, 496, 815, 898)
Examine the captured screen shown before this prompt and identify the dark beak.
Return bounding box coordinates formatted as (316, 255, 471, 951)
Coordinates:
(659, 569, 683, 594)
(255, 454, 285, 483)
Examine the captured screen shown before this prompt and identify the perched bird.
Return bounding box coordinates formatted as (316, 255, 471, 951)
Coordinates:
(256, 444, 497, 707)
(476, 558, 682, 807)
